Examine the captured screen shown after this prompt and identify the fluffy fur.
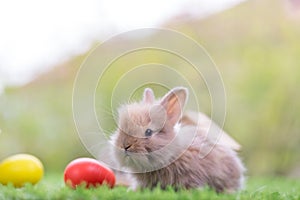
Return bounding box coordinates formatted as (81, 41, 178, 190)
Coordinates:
(111, 87, 245, 193)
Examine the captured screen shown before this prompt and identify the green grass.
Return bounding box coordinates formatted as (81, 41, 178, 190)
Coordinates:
(0, 175, 299, 200)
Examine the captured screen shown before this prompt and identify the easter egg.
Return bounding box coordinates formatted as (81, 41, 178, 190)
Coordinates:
(64, 158, 115, 189)
(0, 154, 44, 187)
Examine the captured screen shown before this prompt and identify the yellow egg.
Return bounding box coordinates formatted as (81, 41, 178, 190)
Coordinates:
(0, 154, 44, 187)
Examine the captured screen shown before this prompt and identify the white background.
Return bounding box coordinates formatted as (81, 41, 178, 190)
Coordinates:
(0, 0, 245, 92)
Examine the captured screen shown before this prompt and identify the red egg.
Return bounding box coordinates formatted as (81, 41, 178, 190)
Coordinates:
(64, 158, 115, 189)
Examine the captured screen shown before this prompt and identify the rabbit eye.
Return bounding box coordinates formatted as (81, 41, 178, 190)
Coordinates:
(145, 129, 153, 137)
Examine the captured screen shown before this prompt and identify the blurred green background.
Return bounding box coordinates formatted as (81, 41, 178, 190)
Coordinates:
(0, 0, 299, 177)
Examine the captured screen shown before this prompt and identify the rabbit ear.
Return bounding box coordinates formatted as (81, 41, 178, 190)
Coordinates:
(160, 87, 188, 125)
(143, 88, 155, 103)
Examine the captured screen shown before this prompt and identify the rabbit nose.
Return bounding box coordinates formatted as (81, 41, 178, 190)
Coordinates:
(124, 144, 132, 151)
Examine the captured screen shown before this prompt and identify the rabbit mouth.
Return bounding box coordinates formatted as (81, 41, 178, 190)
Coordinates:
(122, 153, 134, 166)
(120, 152, 152, 170)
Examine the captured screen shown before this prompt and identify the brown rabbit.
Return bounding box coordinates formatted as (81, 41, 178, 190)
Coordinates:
(111, 87, 245, 193)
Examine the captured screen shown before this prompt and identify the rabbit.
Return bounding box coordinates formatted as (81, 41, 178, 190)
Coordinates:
(110, 87, 245, 193)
